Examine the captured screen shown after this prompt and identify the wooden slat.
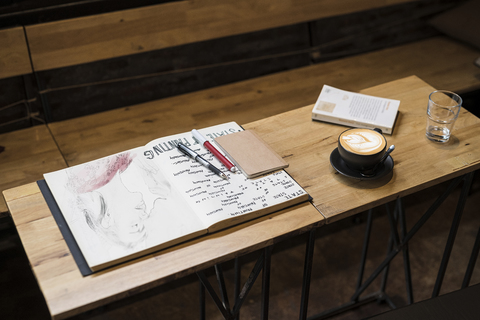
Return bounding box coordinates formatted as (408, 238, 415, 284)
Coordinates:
(3, 182, 322, 319)
(37, 22, 311, 122)
(48, 36, 480, 167)
(25, 0, 414, 71)
(0, 27, 32, 79)
(0, 125, 67, 215)
(243, 75, 480, 223)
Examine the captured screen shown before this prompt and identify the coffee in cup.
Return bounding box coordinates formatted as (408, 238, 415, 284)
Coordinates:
(338, 128, 387, 172)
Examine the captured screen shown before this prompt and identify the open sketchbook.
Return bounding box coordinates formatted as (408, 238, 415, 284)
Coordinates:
(43, 122, 309, 272)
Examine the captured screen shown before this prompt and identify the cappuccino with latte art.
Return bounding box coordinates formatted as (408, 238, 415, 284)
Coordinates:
(339, 128, 386, 155)
(337, 128, 387, 172)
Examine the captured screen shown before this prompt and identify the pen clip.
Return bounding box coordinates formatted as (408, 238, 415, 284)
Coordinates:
(176, 142, 197, 159)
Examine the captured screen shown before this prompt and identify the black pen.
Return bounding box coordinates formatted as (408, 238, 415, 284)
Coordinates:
(176, 142, 228, 180)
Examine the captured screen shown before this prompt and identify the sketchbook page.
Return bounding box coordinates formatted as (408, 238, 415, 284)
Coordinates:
(203, 170, 310, 233)
(43, 146, 206, 271)
(143, 122, 308, 230)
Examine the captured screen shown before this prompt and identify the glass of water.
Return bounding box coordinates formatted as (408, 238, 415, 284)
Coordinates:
(426, 90, 462, 143)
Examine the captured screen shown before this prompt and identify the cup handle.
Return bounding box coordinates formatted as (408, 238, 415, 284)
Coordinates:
(373, 128, 383, 134)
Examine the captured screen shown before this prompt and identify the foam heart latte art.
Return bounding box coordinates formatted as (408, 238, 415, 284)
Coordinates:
(339, 129, 386, 155)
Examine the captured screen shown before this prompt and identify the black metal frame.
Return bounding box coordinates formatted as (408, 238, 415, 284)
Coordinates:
(195, 172, 477, 319)
(462, 225, 480, 289)
(301, 172, 476, 320)
(197, 246, 273, 320)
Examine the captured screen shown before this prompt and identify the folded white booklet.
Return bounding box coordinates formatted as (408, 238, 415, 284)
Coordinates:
(312, 85, 400, 134)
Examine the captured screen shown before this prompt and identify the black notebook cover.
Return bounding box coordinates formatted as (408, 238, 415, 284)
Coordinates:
(37, 180, 93, 276)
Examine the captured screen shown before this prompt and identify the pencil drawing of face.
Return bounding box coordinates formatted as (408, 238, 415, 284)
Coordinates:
(84, 172, 148, 247)
(67, 152, 170, 249)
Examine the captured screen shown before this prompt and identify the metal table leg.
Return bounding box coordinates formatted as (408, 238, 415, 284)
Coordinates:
(197, 245, 273, 320)
(299, 229, 317, 320)
(462, 225, 480, 289)
(432, 172, 475, 297)
(306, 172, 474, 319)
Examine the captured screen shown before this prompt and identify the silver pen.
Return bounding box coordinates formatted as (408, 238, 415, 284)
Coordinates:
(176, 142, 228, 180)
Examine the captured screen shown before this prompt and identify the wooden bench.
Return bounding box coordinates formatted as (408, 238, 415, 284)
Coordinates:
(0, 27, 32, 79)
(2, 0, 480, 216)
(24, 0, 416, 71)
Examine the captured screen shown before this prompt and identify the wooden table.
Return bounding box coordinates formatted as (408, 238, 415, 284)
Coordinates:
(242, 75, 480, 318)
(3, 178, 322, 320)
(4, 75, 480, 319)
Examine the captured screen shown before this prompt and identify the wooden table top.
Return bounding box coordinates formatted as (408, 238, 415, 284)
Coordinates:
(3, 179, 322, 319)
(4, 75, 480, 319)
(243, 75, 480, 223)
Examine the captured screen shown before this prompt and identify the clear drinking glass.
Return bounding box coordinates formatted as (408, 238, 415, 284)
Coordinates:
(426, 90, 462, 143)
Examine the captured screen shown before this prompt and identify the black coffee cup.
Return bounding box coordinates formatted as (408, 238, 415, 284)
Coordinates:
(337, 128, 387, 172)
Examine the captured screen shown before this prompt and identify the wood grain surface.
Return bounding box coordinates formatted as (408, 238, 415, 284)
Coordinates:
(25, 0, 413, 71)
(0, 125, 67, 215)
(0, 27, 32, 80)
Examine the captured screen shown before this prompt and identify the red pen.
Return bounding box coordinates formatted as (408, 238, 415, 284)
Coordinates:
(192, 129, 237, 173)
